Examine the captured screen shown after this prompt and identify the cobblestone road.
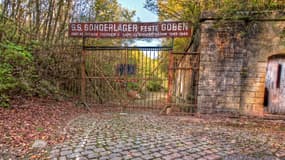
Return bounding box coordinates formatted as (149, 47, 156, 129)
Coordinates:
(50, 112, 285, 160)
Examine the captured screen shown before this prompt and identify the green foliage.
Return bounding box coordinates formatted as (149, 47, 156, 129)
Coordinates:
(35, 80, 59, 97)
(127, 82, 140, 90)
(93, 0, 135, 22)
(146, 80, 163, 92)
(0, 63, 16, 91)
(36, 126, 44, 132)
(0, 41, 35, 107)
(0, 0, 137, 107)
(0, 94, 9, 108)
(0, 63, 16, 108)
(145, 0, 285, 51)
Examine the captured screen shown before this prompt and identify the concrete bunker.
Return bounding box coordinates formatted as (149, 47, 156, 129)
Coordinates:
(197, 12, 285, 116)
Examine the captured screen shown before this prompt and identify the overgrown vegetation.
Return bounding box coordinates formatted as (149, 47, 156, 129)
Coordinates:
(0, 41, 35, 107)
(0, 41, 59, 107)
(145, 0, 285, 50)
(0, 0, 135, 107)
(146, 80, 163, 92)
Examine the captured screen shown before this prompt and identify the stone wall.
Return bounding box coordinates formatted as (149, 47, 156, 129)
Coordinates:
(198, 16, 285, 115)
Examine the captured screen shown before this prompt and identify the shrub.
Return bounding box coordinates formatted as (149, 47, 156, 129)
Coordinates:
(127, 82, 140, 90)
(146, 81, 162, 92)
(0, 41, 35, 107)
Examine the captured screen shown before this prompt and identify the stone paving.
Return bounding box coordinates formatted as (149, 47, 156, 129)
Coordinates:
(49, 112, 285, 160)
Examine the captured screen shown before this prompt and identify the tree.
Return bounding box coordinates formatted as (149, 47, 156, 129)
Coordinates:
(0, 0, 135, 46)
(0, 0, 136, 107)
(145, 0, 285, 51)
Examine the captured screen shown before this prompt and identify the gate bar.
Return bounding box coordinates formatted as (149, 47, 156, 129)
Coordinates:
(167, 38, 175, 106)
(83, 46, 173, 51)
(171, 52, 200, 55)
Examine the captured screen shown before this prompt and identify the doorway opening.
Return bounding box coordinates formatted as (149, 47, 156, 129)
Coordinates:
(264, 54, 285, 114)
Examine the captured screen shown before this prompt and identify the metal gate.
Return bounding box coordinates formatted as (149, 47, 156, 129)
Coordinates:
(169, 52, 200, 113)
(80, 46, 199, 112)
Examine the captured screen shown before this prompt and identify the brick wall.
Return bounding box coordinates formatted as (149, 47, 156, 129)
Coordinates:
(198, 17, 285, 115)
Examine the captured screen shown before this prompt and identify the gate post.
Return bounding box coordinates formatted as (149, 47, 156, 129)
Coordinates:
(167, 52, 174, 105)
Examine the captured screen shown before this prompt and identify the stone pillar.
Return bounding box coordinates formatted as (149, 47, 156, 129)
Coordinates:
(198, 20, 244, 114)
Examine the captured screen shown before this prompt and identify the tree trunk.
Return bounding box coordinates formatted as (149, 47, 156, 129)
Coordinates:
(46, 0, 55, 44)
(56, 0, 71, 45)
(28, 0, 33, 41)
(50, 0, 63, 45)
(1, 0, 9, 18)
(35, 0, 41, 39)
